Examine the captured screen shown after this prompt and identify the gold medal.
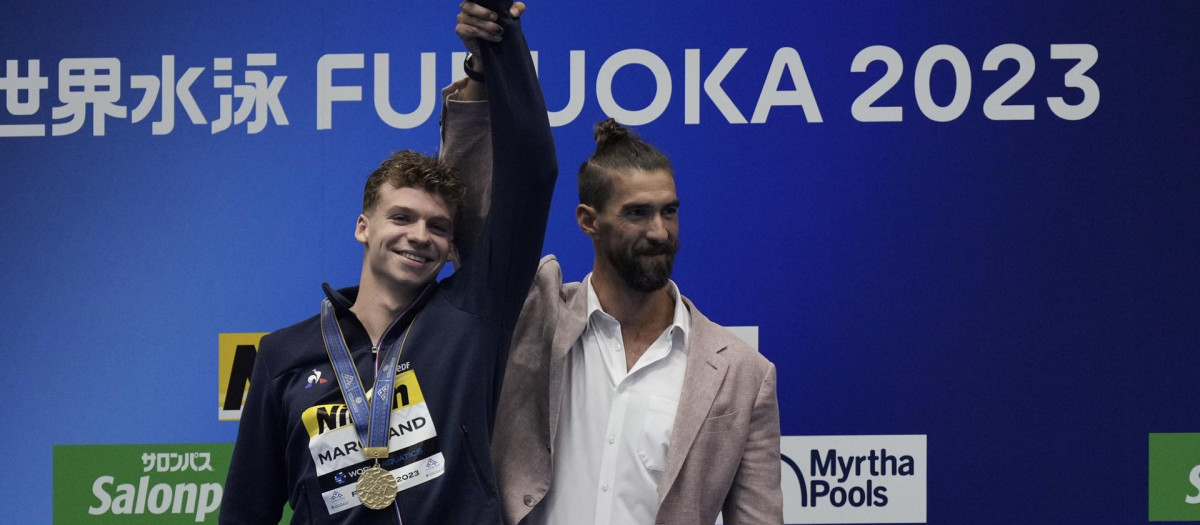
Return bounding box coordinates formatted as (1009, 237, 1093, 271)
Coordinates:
(356, 463, 397, 510)
(320, 300, 422, 512)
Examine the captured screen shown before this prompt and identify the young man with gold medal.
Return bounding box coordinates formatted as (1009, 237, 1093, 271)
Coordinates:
(221, 1, 554, 522)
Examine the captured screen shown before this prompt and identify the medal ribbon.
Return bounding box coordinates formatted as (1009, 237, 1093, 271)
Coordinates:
(319, 298, 419, 462)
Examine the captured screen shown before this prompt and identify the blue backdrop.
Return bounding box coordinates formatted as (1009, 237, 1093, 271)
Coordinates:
(2, 1, 1198, 523)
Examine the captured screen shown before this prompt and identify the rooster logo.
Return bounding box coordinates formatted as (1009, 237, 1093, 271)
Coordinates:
(305, 369, 328, 389)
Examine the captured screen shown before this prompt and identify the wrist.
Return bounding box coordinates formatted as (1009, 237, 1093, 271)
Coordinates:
(459, 80, 487, 102)
(463, 52, 485, 83)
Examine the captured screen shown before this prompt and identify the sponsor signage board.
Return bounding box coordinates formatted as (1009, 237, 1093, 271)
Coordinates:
(53, 443, 290, 524)
(781, 435, 927, 524)
(218, 333, 267, 421)
(1149, 433, 1200, 522)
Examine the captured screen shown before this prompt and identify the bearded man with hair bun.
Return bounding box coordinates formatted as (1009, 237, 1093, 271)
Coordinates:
(448, 4, 783, 524)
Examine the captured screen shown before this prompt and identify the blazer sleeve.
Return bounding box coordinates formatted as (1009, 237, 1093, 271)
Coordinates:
(439, 78, 492, 268)
(721, 363, 784, 524)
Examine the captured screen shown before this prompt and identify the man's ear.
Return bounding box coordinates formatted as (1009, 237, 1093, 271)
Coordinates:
(354, 214, 369, 244)
(576, 204, 599, 237)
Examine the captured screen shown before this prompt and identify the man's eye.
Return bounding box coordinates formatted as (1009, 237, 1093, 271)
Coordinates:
(662, 207, 678, 218)
(391, 215, 411, 223)
(623, 209, 647, 219)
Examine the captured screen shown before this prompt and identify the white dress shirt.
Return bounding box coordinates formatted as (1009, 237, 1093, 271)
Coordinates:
(527, 275, 691, 525)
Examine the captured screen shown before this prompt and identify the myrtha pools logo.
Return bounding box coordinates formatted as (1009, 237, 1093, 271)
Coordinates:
(780, 435, 927, 524)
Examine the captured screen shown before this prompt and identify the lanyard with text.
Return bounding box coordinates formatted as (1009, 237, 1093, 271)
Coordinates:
(319, 298, 418, 511)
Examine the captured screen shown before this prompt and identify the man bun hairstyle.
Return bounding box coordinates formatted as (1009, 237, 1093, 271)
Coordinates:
(363, 150, 466, 215)
(578, 118, 672, 210)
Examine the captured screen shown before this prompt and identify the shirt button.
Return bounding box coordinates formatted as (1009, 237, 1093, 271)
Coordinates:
(523, 495, 535, 507)
(601, 483, 610, 492)
(607, 435, 615, 444)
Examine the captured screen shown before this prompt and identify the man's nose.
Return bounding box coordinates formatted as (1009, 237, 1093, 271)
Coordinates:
(408, 221, 431, 244)
(645, 214, 669, 241)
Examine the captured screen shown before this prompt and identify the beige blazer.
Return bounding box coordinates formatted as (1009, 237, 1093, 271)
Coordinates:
(492, 256, 783, 525)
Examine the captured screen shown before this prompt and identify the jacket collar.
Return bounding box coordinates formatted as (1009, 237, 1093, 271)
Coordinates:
(322, 283, 437, 313)
(320, 282, 438, 348)
(322, 283, 358, 310)
(582, 275, 692, 353)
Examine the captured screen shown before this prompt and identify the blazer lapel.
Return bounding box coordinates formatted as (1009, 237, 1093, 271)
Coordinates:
(548, 281, 587, 446)
(658, 299, 728, 502)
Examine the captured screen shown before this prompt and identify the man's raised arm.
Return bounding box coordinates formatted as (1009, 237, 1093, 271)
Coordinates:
(442, 1, 554, 331)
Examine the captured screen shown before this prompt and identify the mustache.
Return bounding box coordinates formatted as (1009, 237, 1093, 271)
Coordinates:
(634, 242, 676, 256)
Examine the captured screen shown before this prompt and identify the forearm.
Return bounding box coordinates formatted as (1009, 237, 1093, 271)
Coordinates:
(458, 76, 488, 102)
(475, 1, 556, 191)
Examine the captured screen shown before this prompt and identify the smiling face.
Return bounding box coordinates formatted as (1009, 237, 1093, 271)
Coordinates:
(581, 168, 680, 293)
(355, 184, 456, 295)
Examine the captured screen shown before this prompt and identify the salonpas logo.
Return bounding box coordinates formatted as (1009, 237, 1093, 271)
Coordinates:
(53, 444, 238, 524)
(1149, 433, 1200, 522)
(781, 435, 927, 524)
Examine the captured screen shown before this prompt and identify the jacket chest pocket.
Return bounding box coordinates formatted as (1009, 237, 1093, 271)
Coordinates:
(699, 407, 745, 434)
(637, 396, 679, 472)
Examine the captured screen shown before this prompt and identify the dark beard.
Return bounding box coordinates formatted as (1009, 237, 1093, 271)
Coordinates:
(607, 240, 678, 293)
